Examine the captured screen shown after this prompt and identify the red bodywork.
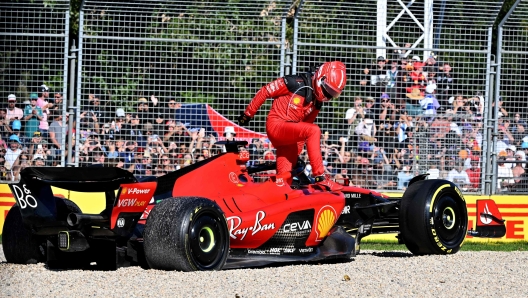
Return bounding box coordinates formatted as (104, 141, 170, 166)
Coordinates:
(141, 151, 350, 249)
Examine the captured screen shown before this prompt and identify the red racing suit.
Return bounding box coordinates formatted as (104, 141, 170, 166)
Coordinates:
(244, 74, 325, 177)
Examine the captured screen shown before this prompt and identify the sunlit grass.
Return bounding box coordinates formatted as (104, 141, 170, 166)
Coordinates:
(361, 240, 528, 252)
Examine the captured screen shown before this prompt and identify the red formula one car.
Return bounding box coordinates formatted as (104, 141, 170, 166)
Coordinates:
(2, 141, 506, 271)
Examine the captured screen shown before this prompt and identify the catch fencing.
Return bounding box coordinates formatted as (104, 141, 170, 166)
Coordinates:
(3, 0, 528, 195)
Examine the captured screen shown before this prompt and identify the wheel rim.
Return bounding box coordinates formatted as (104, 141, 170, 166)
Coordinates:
(432, 195, 466, 246)
(189, 211, 226, 269)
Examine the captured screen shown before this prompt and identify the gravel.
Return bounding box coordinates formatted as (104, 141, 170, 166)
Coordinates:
(1, 246, 527, 297)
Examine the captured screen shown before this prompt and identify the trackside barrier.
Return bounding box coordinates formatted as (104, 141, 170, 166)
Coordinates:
(0, 183, 526, 241)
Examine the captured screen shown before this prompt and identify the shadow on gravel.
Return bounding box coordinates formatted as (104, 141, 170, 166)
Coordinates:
(363, 251, 414, 258)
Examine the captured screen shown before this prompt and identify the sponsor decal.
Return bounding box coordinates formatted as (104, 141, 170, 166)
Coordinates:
(229, 172, 239, 184)
(431, 227, 452, 253)
(293, 97, 301, 105)
(227, 211, 275, 240)
(480, 203, 492, 225)
(276, 177, 285, 187)
(341, 205, 351, 214)
(247, 249, 267, 255)
(283, 220, 311, 233)
(477, 200, 503, 226)
(11, 184, 38, 209)
(247, 247, 307, 255)
(315, 205, 337, 241)
(288, 103, 298, 110)
(345, 193, 361, 199)
(117, 198, 147, 207)
(116, 218, 125, 228)
(122, 187, 151, 195)
(238, 151, 250, 161)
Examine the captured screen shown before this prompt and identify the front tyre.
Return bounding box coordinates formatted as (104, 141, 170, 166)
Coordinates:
(399, 180, 467, 255)
(143, 197, 229, 271)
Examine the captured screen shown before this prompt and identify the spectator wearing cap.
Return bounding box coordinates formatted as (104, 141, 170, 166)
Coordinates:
(379, 93, 397, 123)
(33, 92, 50, 140)
(354, 118, 377, 145)
(23, 95, 43, 139)
(405, 88, 424, 117)
(28, 131, 43, 158)
(115, 108, 126, 131)
(32, 156, 46, 167)
(37, 84, 51, 107)
(5, 134, 22, 181)
(223, 126, 236, 141)
(504, 145, 517, 169)
(6, 94, 23, 126)
(344, 97, 365, 138)
(136, 95, 159, 125)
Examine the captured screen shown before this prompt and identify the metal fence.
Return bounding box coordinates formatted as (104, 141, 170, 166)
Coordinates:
(0, 0, 70, 178)
(3, 0, 528, 195)
(294, 0, 503, 194)
(497, 0, 528, 194)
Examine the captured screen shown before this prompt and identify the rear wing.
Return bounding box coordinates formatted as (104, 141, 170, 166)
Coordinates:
(467, 199, 506, 238)
(8, 167, 156, 236)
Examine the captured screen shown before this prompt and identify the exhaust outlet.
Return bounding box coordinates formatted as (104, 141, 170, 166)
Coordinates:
(67, 213, 109, 227)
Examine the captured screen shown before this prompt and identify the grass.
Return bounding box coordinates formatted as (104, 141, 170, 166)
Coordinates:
(361, 240, 528, 252)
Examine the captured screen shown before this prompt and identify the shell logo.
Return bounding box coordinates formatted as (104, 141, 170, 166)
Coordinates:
(121, 187, 128, 195)
(315, 205, 337, 241)
(293, 97, 301, 105)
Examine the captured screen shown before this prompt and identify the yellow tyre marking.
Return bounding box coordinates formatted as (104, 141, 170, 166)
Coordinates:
(429, 184, 450, 213)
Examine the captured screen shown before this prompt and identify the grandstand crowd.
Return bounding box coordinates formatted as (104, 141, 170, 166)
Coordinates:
(3, 53, 528, 192)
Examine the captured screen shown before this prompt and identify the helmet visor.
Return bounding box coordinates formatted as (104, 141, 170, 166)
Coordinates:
(321, 79, 342, 100)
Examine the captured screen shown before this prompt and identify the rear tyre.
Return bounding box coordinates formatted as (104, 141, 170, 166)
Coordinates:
(399, 180, 467, 255)
(2, 205, 45, 264)
(143, 197, 229, 271)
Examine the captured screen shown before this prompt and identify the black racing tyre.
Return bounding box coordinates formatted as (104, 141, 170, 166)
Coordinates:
(2, 205, 45, 264)
(399, 179, 468, 255)
(143, 197, 229, 271)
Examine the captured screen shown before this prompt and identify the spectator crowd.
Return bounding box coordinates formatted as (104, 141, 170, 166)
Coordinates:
(4, 52, 528, 192)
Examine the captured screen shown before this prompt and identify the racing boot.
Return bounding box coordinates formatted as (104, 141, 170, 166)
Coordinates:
(314, 175, 343, 192)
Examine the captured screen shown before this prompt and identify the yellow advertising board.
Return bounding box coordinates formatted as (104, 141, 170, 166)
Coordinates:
(0, 184, 527, 242)
(0, 183, 105, 234)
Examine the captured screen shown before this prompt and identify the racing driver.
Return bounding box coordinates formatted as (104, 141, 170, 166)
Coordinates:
(238, 61, 347, 191)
